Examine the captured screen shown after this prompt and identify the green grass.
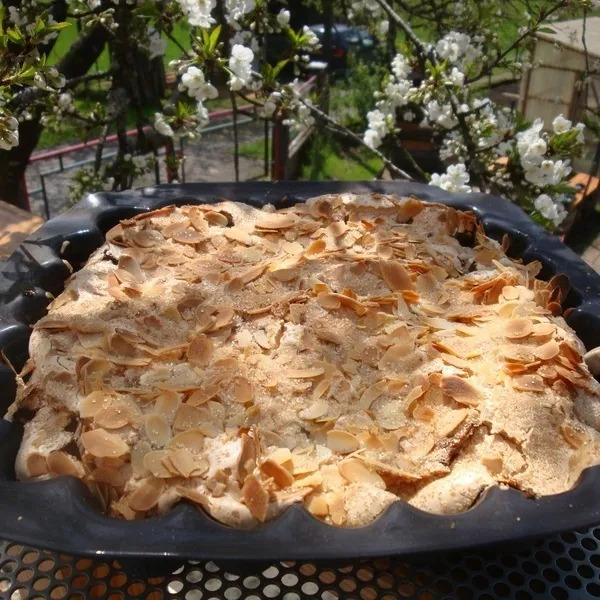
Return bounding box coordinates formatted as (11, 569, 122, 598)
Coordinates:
(299, 137, 383, 181)
(238, 137, 268, 160)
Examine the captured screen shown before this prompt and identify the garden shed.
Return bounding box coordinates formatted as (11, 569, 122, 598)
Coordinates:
(519, 17, 600, 173)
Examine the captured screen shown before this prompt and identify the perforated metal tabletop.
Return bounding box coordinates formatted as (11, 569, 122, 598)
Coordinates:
(2, 527, 600, 600)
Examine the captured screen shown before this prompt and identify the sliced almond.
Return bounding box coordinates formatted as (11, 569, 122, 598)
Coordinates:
(154, 391, 182, 422)
(260, 458, 294, 488)
(504, 318, 533, 339)
(534, 340, 560, 361)
(436, 408, 469, 437)
(129, 477, 165, 511)
(312, 379, 331, 402)
(205, 211, 230, 226)
(317, 292, 341, 310)
(81, 429, 129, 459)
(256, 214, 296, 230)
(188, 334, 213, 366)
(169, 429, 205, 454)
(144, 414, 172, 447)
(326, 491, 346, 526)
(326, 430, 360, 454)
(305, 239, 326, 256)
(94, 405, 132, 429)
(532, 322, 555, 337)
(234, 377, 254, 403)
(242, 474, 269, 522)
(305, 493, 329, 517)
(379, 343, 412, 369)
(288, 368, 325, 379)
(79, 391, 113, 419)
(441, 375, 481, 406)
(513, 374, 545, 392)
(47, 451, 82, 477)
(338, 458, 385, 488)
(358, 382, 385, 410)
(168, 448, 198, 478)
(380, 260, 414, 291)
(299, 399, 329, 420)
(440, 353, 471, 371)
(26, 452, 48, 477)
(143, 450, 172, 478)
(90, 466, 125, 487)
(177, 485, 210, 507)
(131, 441, 152, 477)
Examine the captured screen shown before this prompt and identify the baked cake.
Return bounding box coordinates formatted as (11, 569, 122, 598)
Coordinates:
(7, 193, 600, 528)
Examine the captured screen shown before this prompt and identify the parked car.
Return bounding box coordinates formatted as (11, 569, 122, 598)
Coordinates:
(307, 24, 379, 72)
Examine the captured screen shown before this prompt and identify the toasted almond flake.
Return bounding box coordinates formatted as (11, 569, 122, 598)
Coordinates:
(305, 239, 326, 256)
(90, 466, 125, 487)
(210, 307, 235, 331)
(292, 471, 323, 489)
(327, 221, 348, 238)
(317, 292, 341, 310)
(239, 263, 268, 286)
(299, 399, 329, 420)
(532, 322, 555, 337)
(168, 448, 198, 478)
(154, 391, 182, 422)
(132, 229, 163, 248)
(441, 375, 481, 406)
(205, 211, 229, 226)
(312, 379, 331, 402)
(288, 368, 325, 379)
(504, 318, 533, 339)
(26, 452, 48, 477)
(513, 374, 545, 392)
(81, 429, 129, 459)
(358, 382, 386, 410)
(326, 491, 346, 525)
(47, 451, 82, 477)
(117, 255, 144, 283)
(172, 229, 205, 244)
(534, 340, 560, 361)
(144, 414, 172, 447)
(224, 227, 252, 245)
(481, 455, 503, 475)
(501, 286, 520, 301)
(177, 485, 210, 507)
(169, 429, 205, 454)
(188, 334, 213, 366)
(440, 353, 471, 370)
(437, 408, 469, 437)
(561, 341, 583, 364)
(173, 404, 209, 430)
(131, 441, 152, 476)
(305, 493, 329, 517)
(268, 448, 293, 465)
(338, 458, 385, 488)
(233, 377, 254, 404)
(326, 430, 360, 454)
(242, 474, 269, 521)
(79, 391, 113, 419)
(260, 458, 295, 488)
(129, 478, 165, 511)
(380, 260, 414, 291)
(143, 450, 172, 478)
(256, 214, 296, 230)
(413, 405, 434, 422)
(560, 423, 588, 449)
(94, 405, 132, 429)
(379, 343, 412, 369)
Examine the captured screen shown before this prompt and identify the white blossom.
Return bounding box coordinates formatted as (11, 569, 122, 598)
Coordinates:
(534, 193, 567, 227)
(276, 9, 290, 27)
(0, 115, 19, 151)
(228, 44, 254, 91)
(177, 0, 216, 28)
(180, 66, 218, 101)
(154, 112, 174, 137)
(429, 163, 472, 193)
(148, 33, 167, 60)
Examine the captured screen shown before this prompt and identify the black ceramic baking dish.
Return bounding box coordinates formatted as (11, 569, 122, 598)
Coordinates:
(1, 180, 600, 563)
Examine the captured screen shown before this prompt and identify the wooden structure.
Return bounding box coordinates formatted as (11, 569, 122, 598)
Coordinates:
(0, 200, 44, 258)
(519, 17, 600, 173)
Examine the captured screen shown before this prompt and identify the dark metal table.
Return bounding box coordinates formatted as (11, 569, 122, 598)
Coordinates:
(2, 526, 600, 599)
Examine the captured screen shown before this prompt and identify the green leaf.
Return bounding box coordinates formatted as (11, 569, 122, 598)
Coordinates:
(272, 59, 289, 79)
(537, 27, 556, 34)
(5, 28, 23, 43)
(209, 25, 221, 51)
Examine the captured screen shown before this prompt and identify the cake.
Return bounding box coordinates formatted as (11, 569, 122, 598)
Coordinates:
(7, 193, 600, 528)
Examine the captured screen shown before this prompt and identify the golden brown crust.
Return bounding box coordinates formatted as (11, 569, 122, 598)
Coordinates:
(8, 193, 600, 527)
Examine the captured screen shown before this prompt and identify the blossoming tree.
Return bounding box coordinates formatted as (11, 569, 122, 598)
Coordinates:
(0, 0, 598, 231)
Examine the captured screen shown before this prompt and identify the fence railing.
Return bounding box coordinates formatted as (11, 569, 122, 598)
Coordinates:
(25, 74, 320, 220)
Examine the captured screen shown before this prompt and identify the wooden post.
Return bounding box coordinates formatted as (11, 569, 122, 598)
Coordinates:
(271, 119, 290, 181)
